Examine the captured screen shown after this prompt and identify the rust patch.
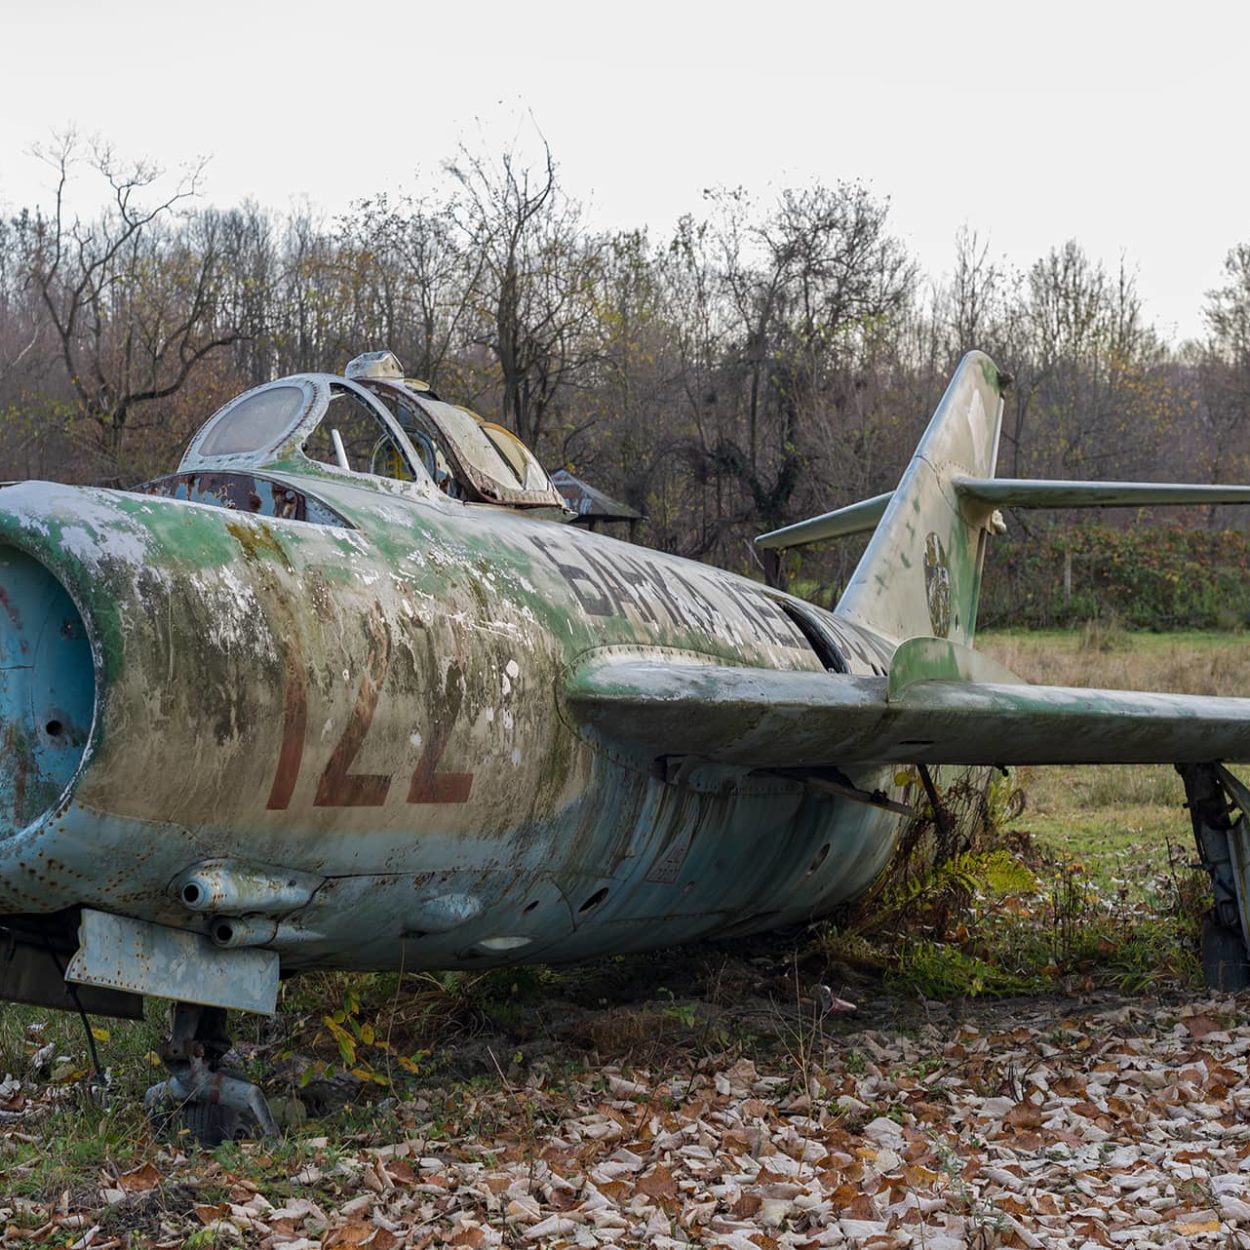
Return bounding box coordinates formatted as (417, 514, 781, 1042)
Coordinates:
(266, 638, 308, 811)
(225, 519, 293, 574)
(408, 663, 473, 805)
(0, 585, 21, 629)
(269, 481, 299, 520)
(140, 471, 299, 518)
(315, 609, 392, 808)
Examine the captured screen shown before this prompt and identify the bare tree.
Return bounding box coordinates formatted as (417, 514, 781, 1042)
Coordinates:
(949, 227, 1000, 355)
(24, 136, 250, 479)
(447, 142, 603, 454)
(0, 128, 1235, 596)
(993, 242, 1164, 482)
(690, 182, 915, 585)
(1198, 244, 1250, 490)
(339, 190, 482, 389)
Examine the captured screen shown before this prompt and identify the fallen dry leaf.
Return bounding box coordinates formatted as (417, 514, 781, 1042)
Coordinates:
(116, 1163, 161, 1194)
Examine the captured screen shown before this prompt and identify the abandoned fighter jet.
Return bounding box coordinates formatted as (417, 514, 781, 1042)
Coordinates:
(4, 348, 1250, 1137)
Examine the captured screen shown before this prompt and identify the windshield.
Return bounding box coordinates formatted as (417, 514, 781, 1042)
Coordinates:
(366, 387, 465, 497)
(418, 397, 562, 506)
(301, 385, 419, 482)
(196, 384, 310, 458)
(180, 371, 564, 509)
(478, 421, 551, 492)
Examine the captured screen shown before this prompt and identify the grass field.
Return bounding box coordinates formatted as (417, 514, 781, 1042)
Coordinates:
(982, 625, 1250, 695)
(980, 627, 1249, 887)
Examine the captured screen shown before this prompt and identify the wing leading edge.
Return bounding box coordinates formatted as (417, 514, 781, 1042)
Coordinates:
(566, 654, 1250, 768)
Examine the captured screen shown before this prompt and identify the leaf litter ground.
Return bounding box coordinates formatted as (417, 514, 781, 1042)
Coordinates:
(5, 972, 1250, 1249)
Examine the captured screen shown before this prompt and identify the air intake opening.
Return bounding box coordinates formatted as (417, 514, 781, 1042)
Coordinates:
(776, 601, 849, 674)
(0, 548, 95, 836)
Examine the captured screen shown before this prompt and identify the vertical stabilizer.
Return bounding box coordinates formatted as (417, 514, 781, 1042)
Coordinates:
(837, 351, 1006, 646)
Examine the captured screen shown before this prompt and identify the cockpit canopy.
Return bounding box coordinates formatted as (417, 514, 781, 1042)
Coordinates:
(178, 353, 566, 511)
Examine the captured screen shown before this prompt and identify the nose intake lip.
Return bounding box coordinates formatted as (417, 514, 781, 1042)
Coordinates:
(0, 547, 95, 835)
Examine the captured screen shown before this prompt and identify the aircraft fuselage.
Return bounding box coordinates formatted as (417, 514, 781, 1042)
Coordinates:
(0, 469, 904, 974)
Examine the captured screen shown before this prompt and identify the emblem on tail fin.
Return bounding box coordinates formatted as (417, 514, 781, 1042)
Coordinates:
(923, 532, 950, 637)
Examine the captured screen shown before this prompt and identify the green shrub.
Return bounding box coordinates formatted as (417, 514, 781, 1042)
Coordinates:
(979, 523, 1250, 631)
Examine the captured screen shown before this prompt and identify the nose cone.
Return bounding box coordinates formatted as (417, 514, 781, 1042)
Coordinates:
(0, 547, 96, 834)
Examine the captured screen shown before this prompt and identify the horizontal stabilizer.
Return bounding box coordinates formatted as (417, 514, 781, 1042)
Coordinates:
(757, 479, 1250, 550)
(567, 656, 1250, 768)
(755, 492, 891, 549)
(953, 477, 1250, 508)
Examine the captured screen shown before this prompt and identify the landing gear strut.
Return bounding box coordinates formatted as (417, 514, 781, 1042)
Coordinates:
(144, 1002, 277, 1145)
(1178, 763, 1250, 991)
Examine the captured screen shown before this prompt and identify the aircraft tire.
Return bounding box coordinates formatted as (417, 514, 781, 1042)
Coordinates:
(1201, 913, 1250, 991)
(179, 1099, 245, 1147)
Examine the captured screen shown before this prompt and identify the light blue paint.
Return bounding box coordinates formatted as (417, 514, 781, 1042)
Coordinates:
(0, 548, 94, 834)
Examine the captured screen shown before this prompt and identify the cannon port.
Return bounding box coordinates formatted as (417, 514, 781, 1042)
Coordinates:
(0, 548, 95, 836)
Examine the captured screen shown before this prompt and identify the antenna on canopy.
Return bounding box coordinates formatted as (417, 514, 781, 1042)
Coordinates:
(330, 429, 350, 472)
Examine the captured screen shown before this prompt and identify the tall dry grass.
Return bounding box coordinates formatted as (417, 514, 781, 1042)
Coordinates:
(979, 630, 1250, 816)
(980, 631, 1250, 697)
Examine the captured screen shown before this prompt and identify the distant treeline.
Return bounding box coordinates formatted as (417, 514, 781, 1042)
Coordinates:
(2, 136, 1249, 616)
(979, 525, 1250, 630)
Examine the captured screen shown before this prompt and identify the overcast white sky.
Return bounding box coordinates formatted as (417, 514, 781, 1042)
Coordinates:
(0, 0, 1244, 342)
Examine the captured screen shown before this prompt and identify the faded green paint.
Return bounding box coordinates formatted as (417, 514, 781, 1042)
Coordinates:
(764, 477, 1250, 552)
(756, 490, 891, 549)
(834, 351, 1003, 648)
(0, 432, 887, 974)
(886, 636, 1023, 699)
(956, 477, 1250, 508)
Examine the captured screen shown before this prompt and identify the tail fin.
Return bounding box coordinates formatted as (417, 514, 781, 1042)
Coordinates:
(837, 350, 1005, 646)
(757, 348, 1250, 645)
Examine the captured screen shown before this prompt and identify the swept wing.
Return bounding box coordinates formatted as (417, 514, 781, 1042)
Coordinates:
(567, 640, 1250, 768)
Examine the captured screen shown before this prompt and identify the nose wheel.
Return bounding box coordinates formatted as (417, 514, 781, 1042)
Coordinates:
(144, 1002, 277, 1145)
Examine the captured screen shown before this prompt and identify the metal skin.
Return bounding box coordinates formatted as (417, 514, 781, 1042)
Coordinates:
(5, 347, 1250, 1029)
(0, 469, 897, 968)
